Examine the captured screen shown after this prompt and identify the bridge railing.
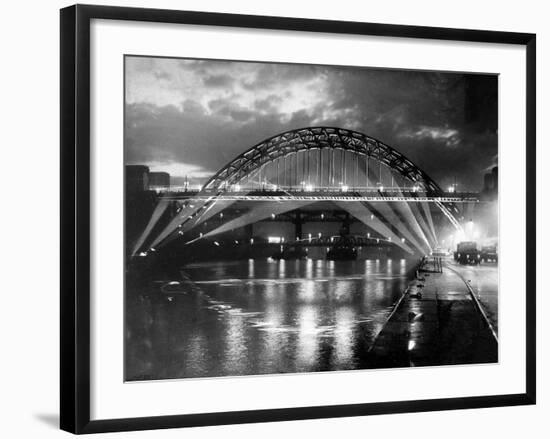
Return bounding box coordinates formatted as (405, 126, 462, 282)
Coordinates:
(166, 184, 426, 193)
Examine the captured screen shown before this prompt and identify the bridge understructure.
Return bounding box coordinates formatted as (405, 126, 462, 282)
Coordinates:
(131, 127, 482, 259)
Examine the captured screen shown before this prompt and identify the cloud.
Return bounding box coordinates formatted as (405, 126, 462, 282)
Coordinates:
(254, 94, 283, 112)
(125, 56, 497, 190)
(399, 126, 461, 148)
(153, 70, 171, 81)
(203, 74, 234, 87)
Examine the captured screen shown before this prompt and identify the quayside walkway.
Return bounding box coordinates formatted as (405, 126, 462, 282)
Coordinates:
(367, 257, 498, 368)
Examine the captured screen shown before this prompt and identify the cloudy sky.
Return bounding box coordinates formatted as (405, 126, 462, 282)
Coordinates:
(125, 56, 497, 191)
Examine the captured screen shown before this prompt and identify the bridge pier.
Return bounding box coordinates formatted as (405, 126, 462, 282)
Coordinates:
(293, 210, 303, 240)
(245, 223, 253, 243)
(341, 212, 351, 236)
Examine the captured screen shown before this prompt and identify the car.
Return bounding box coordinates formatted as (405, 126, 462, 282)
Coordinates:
(455, 241, 481, 265)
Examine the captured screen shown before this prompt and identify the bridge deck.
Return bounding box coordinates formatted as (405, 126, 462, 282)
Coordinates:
(161, 190, 479, 203)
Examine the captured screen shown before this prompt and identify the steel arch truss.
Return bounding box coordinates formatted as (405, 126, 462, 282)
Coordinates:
(204, 126, 443, 194)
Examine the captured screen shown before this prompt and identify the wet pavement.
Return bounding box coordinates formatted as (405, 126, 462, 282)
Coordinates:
(445, 259, 498, 334)
(367, 257, 498, 368)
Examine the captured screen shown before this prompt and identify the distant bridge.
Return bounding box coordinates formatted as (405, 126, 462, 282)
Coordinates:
(275, 234, 393, 247)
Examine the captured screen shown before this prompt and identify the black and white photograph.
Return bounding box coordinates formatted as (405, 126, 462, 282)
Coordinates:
(124, 56, 499, 381)
(0, 0, 543, 436)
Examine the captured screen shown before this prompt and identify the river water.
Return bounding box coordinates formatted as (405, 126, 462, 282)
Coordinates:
(125, 258, 414, 381)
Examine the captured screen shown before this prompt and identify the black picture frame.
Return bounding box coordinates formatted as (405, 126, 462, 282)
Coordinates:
(60, 4, 536, 434)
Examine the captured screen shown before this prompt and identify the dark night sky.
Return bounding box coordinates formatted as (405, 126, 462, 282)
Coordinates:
(125, 56, 497, 191)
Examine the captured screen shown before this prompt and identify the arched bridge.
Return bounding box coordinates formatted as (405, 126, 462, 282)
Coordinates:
(203, 126, 444, 193)
(135, 127, 476, 256)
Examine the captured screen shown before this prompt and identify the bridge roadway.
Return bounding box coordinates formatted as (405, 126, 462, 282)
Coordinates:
(366, 256, 498, 368)
(160, 189, 480, 203)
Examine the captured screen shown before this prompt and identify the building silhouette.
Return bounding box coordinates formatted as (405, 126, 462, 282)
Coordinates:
(482, 166, 498, 200)
(126, 165, 150, 193)
(126, 165, 171, 192)
(149, 171, 170, 191)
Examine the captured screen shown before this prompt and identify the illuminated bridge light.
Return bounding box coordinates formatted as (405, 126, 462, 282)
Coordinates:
(341, 185, 349, 192)
(305, 184, 314, 192)
(401, 238, 406, 243)
(320, 213, 325, 220)
(214, 241, 220, 246)
(233, 184, 241, 192)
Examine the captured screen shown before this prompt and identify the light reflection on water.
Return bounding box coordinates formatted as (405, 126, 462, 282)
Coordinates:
(125, 258, 413, 381)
